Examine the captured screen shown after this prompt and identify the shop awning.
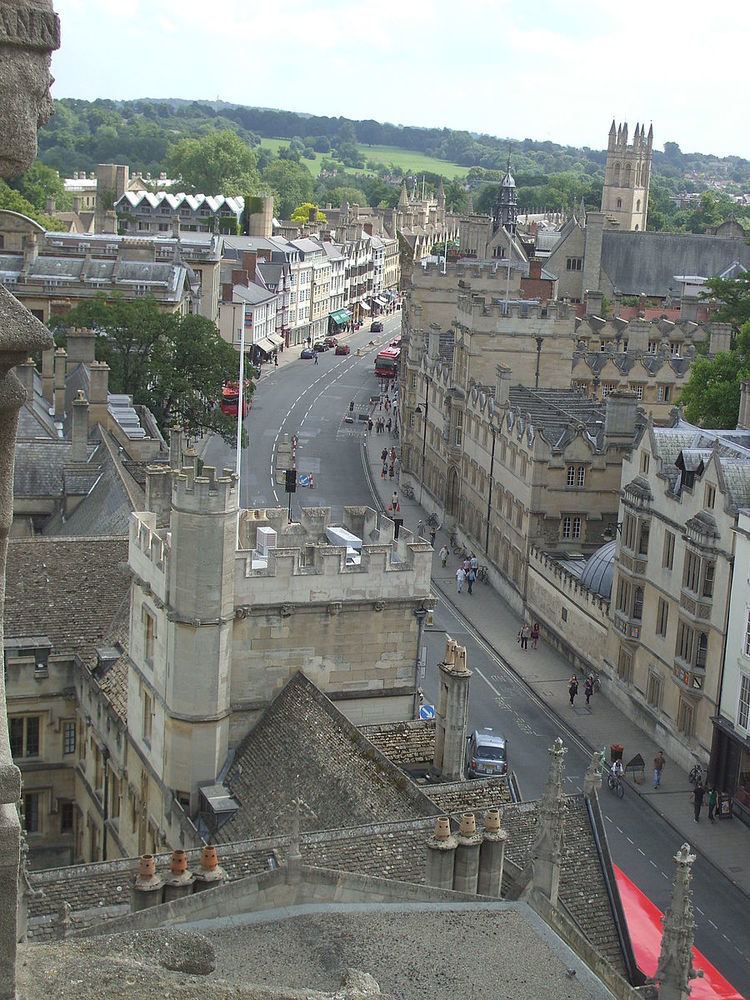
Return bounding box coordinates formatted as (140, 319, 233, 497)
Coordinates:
(268, 333, 284, 347)
(330, 309, 351, 325)
(375, 296, 388, 306)
(359, 301, 371, 311)
(254, 337, 275, 354)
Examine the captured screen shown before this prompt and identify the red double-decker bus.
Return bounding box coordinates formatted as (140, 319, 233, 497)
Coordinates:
(375, 345, 400, 378)
(220, 380, 251, 418)
(614, 865, 743, 999)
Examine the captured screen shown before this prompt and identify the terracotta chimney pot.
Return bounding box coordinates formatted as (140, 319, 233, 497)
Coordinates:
(138, 854, 156, 879)
(433, 816, 451, 840)
(171, 849, 188, 875)
(484, 808, 501, 833)
(201, 845, 218, 871)
(459, 813, 477, 837)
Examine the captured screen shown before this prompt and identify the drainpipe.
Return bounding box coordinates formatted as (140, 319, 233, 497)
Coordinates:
(102, 747, 110, 862)
(534, 336, 543, 389)
(484, 428, 496, 555)
(413, 606, 428, 717)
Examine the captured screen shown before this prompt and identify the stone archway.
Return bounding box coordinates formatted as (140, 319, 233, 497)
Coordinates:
(446, 466, 460, 519)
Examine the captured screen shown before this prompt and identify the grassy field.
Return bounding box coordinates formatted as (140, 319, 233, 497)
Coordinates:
(257, 137, 466, 179)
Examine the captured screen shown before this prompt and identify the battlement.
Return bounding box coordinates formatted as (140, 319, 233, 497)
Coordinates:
(235, 505, 432, 604)
(129, 510, 170, 596)
(417, 259, 524, 281)
(172, 465, 238, 514)
(457, 294, 572, 324)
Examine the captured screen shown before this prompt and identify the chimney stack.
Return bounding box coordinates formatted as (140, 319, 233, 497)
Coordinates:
(477, 808, 508, 897)
(131, 854, 164, 911)
(604, 389, 638, 450)
(453, 813, 482, 894)
(53, 347, 67, 420)
(88, 361, 110, 427)
(70, 390, 89, 463)
(192, 845, 226, 893)
(738, 380, 750, 431)
(425, 816, 457, 890)
(169, 426, 184, 470)
(495, 363, 512, 407)
(23, 232, 38, 270)
(162, 849, 195, 902)
(433, 637, 472, 781)
(585, 289, 604, 317)
(41, 347, 55, 405)
(65, 327, 96, 369)
(15, 358, 36, 403)
(145, 466, 173, 528)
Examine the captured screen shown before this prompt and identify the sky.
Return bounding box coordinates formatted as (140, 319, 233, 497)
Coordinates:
(52, 0, 748, 159)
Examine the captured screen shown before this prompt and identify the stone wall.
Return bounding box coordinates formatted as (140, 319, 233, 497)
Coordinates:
(526, 547, 610, 678)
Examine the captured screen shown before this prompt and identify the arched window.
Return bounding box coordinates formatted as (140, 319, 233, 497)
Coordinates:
(634, 224, 639, 231)
(635, 163, 641, 186)
(636, 199, 641, 212)
(624, 163, 632, 187)
(613, 162, 621, 185)
(617, 198, 622, 209)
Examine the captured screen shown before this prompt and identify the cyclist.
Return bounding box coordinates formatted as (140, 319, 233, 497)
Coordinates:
(609, 758, 624, 786)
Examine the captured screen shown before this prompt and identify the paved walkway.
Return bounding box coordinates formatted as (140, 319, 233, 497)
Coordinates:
(362, 426, 750, 898)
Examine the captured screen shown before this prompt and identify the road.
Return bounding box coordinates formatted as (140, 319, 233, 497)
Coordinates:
(203, 312, 750, 997)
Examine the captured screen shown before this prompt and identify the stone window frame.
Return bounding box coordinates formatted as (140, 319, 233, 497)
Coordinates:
(738, 673, 750, 731)
(646, 670, 663, 708)
(656, 598, 669, 638)
(9, 714, 41, 759)
(62, 719, 76, 756)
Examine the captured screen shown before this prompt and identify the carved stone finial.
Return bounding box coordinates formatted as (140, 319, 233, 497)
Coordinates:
(655, 843, 703, 1000)
(583, 747, 606, 796)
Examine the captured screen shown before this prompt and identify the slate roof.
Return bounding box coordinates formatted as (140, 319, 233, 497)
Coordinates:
(217, 672, 440, 843)
(600, 229, 750, 297)
(573, 351, 691, 378)
(426, 776, 512, 813)
(4, 536, 130, 659)
(651, 422, 750, 510)
(42, 458, 134, 537)
(12, 440, 98, 497)
(506, 386, 612, 453)
(359, 719, 436, 765)
(93, 652, 129, 724)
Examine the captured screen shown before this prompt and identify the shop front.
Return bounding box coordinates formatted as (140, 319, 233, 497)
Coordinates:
(710, 716, 750, 825)
(328, 308, 352, 335)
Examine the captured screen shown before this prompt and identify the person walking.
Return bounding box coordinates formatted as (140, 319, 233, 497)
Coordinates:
(456, 566, 466, 594)
(388, 464, 395, 480)
(584, 674, 594, 707)
(390, 447, 397, 463)
(568, 674, 579, 706)
(467, 565, 476, 595)
(470, 553, 479, 575)
(381, 462, 387, 479)
(707, 786, 718, 823)
(368, 418, 373, 432)
(391, 491, 399, 512)
(519, 623, 530, 651)
(386, 417, 392, 433)
(416, 519, 424, 538)
(274, 354, 279, 367)
(692, 781, 705, 823)
(429, 526, 437, 546)
(653, 750, 665, 789)
(439, 544, 449, 567)
(531, 622, 540, 650)
(314, 351, 319, 365)
(381, 448, 388, 465)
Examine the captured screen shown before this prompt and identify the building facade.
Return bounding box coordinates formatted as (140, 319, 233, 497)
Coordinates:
(115, 192, 244, 235)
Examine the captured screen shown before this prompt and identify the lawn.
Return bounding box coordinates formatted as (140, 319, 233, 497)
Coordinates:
(257, 137, 466, 179)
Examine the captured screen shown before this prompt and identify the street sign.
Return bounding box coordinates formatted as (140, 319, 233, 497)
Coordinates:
(419, 703, 436, 720)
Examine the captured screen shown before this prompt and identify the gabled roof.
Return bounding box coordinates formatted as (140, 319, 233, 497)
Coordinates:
(217, 672, 440, 843)
(116, 191, 244, 215)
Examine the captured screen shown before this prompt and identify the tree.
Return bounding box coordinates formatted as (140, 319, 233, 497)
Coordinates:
(291, 202, 327, 224)
(9, 161, 71, 212)
(325, 185, 368, 207)
(680, 347, 750, 429)
(166, 130, 260, 195)
(51, 297, 250, 444)
(262, 159, 314, 218)
(0, 179, 61, 228)
(701, 271, 750, 327)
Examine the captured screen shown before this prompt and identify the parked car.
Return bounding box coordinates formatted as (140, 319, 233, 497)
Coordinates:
(312, 341, 328, 352)
(335, 343, 351, 355)
(466, 729, 507, 778)
(370, 321, 384, 333)
(300, 348, 315, 359)
(324, 336, 338, 348)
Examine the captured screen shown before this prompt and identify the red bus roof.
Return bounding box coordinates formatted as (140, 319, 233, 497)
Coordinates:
(614, 865, 742, 1000)
(376, 347, 400, 360)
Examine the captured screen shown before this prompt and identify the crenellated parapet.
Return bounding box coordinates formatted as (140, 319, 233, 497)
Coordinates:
(171, 465, 237, 515)
(456, 294, 572, 325)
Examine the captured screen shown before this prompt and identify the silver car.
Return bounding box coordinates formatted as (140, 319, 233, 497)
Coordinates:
(466, 729, 508, 778)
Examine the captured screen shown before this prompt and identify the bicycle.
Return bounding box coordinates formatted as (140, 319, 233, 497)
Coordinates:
(688, 763, 704, 786)
(401, 483, 415, 500)
(449, 529, 463, 555)
(477, 565, 488, 583)
(607, 772, 625, 798)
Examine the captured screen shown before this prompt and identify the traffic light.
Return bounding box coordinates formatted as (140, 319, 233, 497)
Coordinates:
(285, 469, 297, 493)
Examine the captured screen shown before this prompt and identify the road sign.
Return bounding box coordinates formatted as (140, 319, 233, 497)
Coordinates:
(419, 703, 436, 720)
(297, 474, 311, 488)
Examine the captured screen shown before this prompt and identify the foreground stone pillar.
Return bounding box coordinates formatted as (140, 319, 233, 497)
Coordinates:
(433, 637, 472, 781)
(0, 9, 61, 992)
(529, 738, 567, 908)
(656, 843, 702, 1000)
(453, 813, 482, 894)
(425, 816, 456, 890)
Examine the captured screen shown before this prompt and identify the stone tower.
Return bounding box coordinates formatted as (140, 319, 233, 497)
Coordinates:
(601, 120, 652, 231)
(493, 153, 518, 238)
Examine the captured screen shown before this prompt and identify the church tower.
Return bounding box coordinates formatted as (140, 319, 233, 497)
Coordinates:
(601, 120, 652, 231)
(493, 154, 518, 237)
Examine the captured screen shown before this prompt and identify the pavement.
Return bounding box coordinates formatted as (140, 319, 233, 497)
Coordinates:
(362, 422, 750, 900)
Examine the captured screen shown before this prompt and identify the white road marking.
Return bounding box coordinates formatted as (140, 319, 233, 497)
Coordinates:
(650, 860, 658, 868)
(709, 919, 718, 929)
(637, 848, 645, 856)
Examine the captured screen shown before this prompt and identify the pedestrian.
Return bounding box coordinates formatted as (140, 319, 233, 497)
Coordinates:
(386, 417, 392, 433)
(568, 674, 579, 706)
(456, 566, 466, 593)
(390, 447, 397, 463)
(584, 674, 594, 707)
(381, 448, 388, 464)
(692, 781, 705, 823)
(531, 622, 540, 649)
(314, 351, 318, 365)
(274, 354, 279, 367)
(470, 553, 479, 574)
(467, 565, 476, 594)
(439, 544, 449, 567)
(381, 462, 387, 479)
(463, 556, 471, 574)
(388, 464, 395, 480)
(429, 527, 437, 546)
(519, 623, 530, 650)
(707, 786, 718, 823)
(391, 490, 399, 511)
(417, 519, 424, 538)
(653, 750, 665, 789)
(368, 418, 373, 432)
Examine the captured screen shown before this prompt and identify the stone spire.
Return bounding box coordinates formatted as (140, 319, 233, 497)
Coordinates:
(529, 737, 567, 907)
(436, 177, 446, 210)
(493, 146, 518, 237)
(655, 843, 703, 1000)
(398, 181, 409, 209)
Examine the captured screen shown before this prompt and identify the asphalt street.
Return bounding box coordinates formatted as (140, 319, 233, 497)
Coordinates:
(202, 313, 749, 997)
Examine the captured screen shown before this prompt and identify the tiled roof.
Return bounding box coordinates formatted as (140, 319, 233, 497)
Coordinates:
(4, 536, 130, 658)
(426, 775, 512, 813)
(93, 652, 129, 724)
(12, 440, 98, 497)
(217, 673, 439, 843)
(359, 719, 436, 764)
